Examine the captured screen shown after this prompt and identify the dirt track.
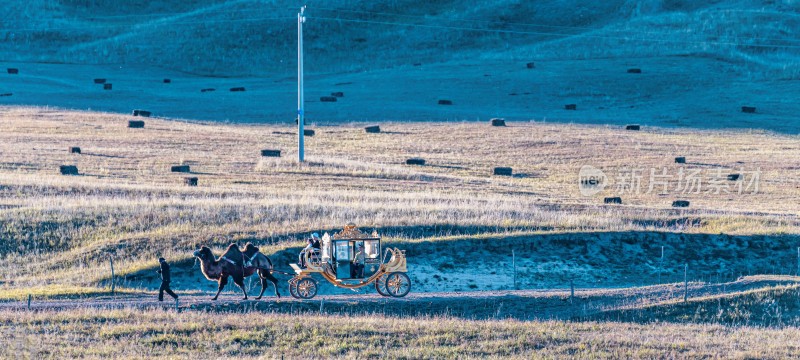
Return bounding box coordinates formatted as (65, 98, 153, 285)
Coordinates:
(3, 277, 797, 322)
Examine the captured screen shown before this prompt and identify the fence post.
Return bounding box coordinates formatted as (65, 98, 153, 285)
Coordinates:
(658, 246, 664, 284)
(570, 280, 575, 305)
(27, 294, 31, 310)
(110, 257, 115, 296)
(684, 263, 688, 304)
(512, 249, 517, 290)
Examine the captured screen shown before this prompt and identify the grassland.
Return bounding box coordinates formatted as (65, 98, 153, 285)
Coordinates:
(1, 105, 799, 291)
(4, 307, 800, 359)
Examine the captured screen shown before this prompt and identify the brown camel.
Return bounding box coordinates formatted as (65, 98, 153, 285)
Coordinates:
(193, 243, 281, 300)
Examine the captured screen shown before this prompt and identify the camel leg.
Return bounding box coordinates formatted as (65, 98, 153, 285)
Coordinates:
(233, 275, 248, 300)
(265, 270, 281, 298)
(255, 276, 268, 300)
(213, 276, 228, 300)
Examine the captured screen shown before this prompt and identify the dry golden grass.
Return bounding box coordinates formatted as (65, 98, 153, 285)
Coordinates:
(3, 307, 800, 359)
(0, 105, 799, 288)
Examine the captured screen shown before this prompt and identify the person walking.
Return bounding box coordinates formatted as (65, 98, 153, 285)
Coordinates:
(157, 257, 178, 301)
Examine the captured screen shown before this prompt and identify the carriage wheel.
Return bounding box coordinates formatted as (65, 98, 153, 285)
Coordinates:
(296, 278, 318, 299)
(374, 273, 390, 296)
(289, 280, 300, 299)
(384, 272, 411, 298)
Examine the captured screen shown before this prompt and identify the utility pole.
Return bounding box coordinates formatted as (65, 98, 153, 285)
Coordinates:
(297, 6, 306, 162)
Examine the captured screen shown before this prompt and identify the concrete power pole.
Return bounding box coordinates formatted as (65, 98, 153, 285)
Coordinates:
(297, 6, 306, 162)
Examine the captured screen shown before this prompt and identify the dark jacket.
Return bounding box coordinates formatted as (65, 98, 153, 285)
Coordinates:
(157, 261, 171, 282)
(312, 239, 321, 250)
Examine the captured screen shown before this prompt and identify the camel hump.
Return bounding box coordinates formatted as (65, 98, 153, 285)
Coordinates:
(243, 242, 260, 257)
(221, 243, 244, 265)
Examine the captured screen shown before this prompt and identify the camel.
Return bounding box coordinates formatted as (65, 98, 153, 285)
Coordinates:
(193, 243, 281, 300)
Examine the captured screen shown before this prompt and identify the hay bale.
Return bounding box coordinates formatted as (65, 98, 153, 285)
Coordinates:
(103, 83, 112, 90)
(0, 93, 11, 97)
(171, 165, 190, 173)
(128, 120, 145, 128)
(627, 68, 642, 74)
(675, 157, 686, 164)
(7, 68, 18, 75)
(59, 165, 78, 175)
(69, 147, 81, 154)
(564, 104, 577, 110)
(526, 62, 535, 69)
(672, 200, 690, 208)
(625, 124, 640, 131)
(741, 106, 756, 113)
(604, 197, 622, 204)
(364, 125, 381, 133)
(727, 174, 740, 181)
(331, 92, 344, 97)
(261, 149, 281, 157)
(132, 109, 151, 117)
(93, 78, 106, 84)
(490, 118, 506, 127)
(230, 87, 246, 92)
(438, 99, 453, 105)
(184, 177, 198, 186)
(493, 167, 513, 176)
(304, 129, 315, 137)
(201, 88, 215, 93)
(163, 79, 171, 84)
(320, 96, 337, 102)
(406, 158, 426, 165)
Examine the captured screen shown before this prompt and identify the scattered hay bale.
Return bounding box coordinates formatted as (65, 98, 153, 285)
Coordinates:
(132, 109, 151, 117)
(627, 68, 642, 74)
(69, 147, 81, 154)
(261, 149, 281, 157)
(128, 120, 145, 128)
(230, 87, 246, 92)
(727, 174, 741, 181)
(171, 165, 190, 173)
(59, 165, 78, 175)
(564, 104, 577, 110)
(406, 158, 426, 165)
(7, 68, 18, 74)
(675, 157, 686, 164)
(0, 93, 11, 97)
(672, 200, 690, 208)
(103, 83, 112, 90)
(163, 79, 171, 84)
(493, 167, 513, 176)
(184, 177, 198, 186)
(93, 78, 106, 84)
(320, 96, 337, 102)
(304, 129, 315, 137)
(741, 106, 756, 113)
(331, 92, 344, 98)
(604, 197, 622, 204)
(364, 125, 381, 133)
(438, 99, 453, 105)
(201, 88, 215, 93)
(490, 118, 506, 127)
(625, 124, 640, 131)
(526, 62, 535, 69)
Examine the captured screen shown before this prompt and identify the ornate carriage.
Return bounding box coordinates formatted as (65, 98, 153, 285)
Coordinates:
(288, 223, 410, 299)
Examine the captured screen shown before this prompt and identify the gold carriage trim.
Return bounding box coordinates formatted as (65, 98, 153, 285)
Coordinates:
(332, 223, 379, 240)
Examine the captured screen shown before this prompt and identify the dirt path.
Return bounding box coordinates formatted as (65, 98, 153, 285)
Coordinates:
(2, 276, 796, 322)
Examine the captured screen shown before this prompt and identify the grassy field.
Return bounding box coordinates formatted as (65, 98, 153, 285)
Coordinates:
(1, 105, 799, 291)
(4, 307, 800, 359)
(1, 106, 799, 357)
